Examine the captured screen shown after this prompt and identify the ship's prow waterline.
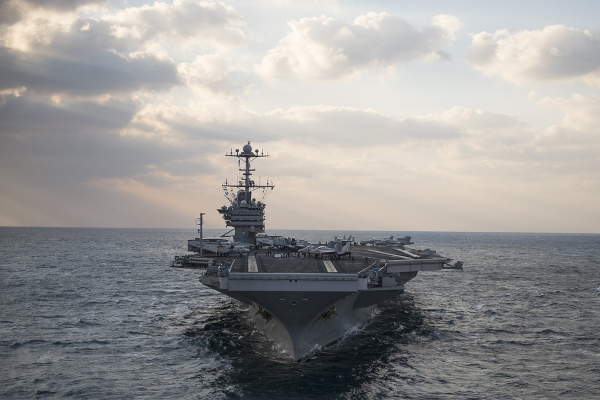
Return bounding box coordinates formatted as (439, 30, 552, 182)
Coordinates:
(172, 142, 460, 361)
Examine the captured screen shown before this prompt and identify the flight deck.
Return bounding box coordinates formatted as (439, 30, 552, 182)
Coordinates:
(174, 245, 448, 275)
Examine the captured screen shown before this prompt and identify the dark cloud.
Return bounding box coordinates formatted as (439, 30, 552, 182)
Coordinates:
(23, 0, 106, 11)
(0, 92, 136, 136)
(0, 26, 180, 96)
(0, 93, 145, 193)
(0, 0, 107, 25)
(0, 1, 249, 223)
(0, 47, 179, 96)
(0, 0, 22, 25)
(0, 1, 248, 96)
(0, 93, 198, 203)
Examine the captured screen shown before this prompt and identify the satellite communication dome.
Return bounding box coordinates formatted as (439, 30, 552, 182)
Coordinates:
(243, 143, 252, 153)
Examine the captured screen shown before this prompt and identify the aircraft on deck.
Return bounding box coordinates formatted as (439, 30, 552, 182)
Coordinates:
(307, 236, 353, 257)
(360, 235, 413, 246)
(188, 237, 250, 255)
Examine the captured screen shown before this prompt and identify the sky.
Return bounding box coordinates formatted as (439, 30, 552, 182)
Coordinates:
(1, 0, 600, 233)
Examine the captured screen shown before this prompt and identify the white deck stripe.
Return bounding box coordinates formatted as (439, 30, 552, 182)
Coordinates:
(248, 255, 258, 272)
(323, 260, 338, 273)
(364, 248, 408, 259)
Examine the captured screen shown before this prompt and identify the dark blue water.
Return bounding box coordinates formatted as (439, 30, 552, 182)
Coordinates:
(1, 228, 599, 399)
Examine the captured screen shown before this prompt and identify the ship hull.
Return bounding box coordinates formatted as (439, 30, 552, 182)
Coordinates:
(247, 291, 377, 360)
(192, 249, 450, 360)
(202, 271, 406, 360)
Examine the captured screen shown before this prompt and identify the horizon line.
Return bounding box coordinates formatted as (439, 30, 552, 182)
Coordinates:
(1, 225, 599, 235)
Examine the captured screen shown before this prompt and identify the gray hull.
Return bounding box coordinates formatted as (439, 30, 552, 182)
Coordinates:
(198, 253, 441, 360)
(248, 291, 376, 360)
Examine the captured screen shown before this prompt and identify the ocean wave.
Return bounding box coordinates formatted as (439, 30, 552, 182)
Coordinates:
(9, 339, 47, 348)
(577, 348, 600, 358)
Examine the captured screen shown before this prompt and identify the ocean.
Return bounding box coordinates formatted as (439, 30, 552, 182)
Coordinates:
(1, 227, 598, 399)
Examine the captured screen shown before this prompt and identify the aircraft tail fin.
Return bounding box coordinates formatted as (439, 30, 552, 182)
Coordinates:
(338, 241, 351, 254)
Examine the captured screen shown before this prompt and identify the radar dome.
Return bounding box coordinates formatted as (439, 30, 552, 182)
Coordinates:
(243, 143, 252, 153)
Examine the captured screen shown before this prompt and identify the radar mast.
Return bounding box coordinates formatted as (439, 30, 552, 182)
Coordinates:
(218, 142, 274, 244)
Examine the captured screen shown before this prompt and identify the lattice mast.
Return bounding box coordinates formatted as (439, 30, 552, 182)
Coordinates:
(218, 142, 274, 243)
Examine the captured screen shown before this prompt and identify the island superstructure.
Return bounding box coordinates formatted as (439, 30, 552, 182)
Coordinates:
(217, 142, 274, 244)
(173, 141, 460, 361)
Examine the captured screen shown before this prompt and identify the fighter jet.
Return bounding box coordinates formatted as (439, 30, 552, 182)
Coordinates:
(309, 237, 352, 257)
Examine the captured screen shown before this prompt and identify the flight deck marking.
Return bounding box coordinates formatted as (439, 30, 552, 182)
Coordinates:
(361, 248, 408, 259)
(390, 248, 414, 258)
(323, 260, 338, 273)
(248, 255, 258, 272)
(399, 250, 421, 258)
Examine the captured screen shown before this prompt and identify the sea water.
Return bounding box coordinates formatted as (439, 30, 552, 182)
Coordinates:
(1, 227, 598, 399)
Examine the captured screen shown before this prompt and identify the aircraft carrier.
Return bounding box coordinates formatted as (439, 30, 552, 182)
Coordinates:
(173, 142, 460, 361)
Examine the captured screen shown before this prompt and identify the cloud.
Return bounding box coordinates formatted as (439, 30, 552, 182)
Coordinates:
(0, 46, 179, 97)
(468, 25, 600, 86)
(256, 13, 463, 81)
(539, 93, 600, 132)
(120, 102, 466, 149)
(0, 0, 250, 98)
(0, 0, 106, 25)
(0, 13, 180, 97)
(117, 102, 547, 160)
(178, 54, 251, 95)
(16, 0, 105, 11)
(432, 100, 600, 190)
(0, 90, 207, 227)
(103, 0, 246, 50)
(2, 90, 598, 230)
(264, 105, 461, 144)
(118, 95, 259, 144)
(0, 91, 136, 136)
(529, 94, 600, 176)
